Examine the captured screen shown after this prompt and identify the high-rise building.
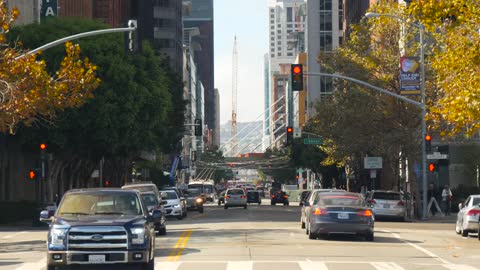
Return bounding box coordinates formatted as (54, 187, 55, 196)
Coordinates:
(213, 88, 220, 148)
(266, 0, 305, 148)
(183, 0, 217, 146)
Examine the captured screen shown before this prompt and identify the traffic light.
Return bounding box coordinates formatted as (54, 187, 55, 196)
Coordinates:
(194, 118, 202, 136)
(103, 179, 111, 187)
(286, 126, 293, 145)
(425, 134, 432, 152)
(428, 162, 436, 173)
(28, 169, 38, 181)
(291, 64, 304, 91)
(40, 143, 46, 150)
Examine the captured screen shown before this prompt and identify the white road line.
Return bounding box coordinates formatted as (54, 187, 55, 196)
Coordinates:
(2, 231, 27, 240)
(298, 261, 329, 270)
(371, 262, 405, 270)
(380, 229, 450, 265)
(13, 257, 46, 270)
(226, 261, 253, 270)
(155, 262, 182, 270)
(443, 264, 479, 270)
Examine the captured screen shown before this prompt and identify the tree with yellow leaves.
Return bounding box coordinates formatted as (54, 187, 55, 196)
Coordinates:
(408, 0, 480, 137)
(0, 2, 100, 134)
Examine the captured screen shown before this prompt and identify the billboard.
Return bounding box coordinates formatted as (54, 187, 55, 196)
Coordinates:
(399, 57, 421, 95)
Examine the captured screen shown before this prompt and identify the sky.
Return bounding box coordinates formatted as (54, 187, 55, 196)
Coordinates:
(214, 0, 268, 125)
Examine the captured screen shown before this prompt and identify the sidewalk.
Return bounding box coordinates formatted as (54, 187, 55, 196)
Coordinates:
(0, 219, 48, 231)
(414, 213, 457, 224)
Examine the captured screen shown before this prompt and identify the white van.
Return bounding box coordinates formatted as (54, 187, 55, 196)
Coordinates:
(188, 180, 216, 202)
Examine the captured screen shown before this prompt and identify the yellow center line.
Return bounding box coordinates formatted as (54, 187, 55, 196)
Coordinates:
(173, 230, 193, 261)
(166, 230, 188, 261)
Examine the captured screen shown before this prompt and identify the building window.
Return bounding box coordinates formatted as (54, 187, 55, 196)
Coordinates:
(271, 26, 274, 30)
(287, 29, 293, 33)
(339, 11, 343, 30)
(278, 52, 282, 56)
(278, 41, 281, 45)
(320, 77, 333, 93)
(339, 0, 343, 10)
(271, 48, 275, 52)
(270, 14, 274, 19)
(271, 20, 274, 24)
(154, 18, 175, 28)
(287, 52, 293, 56)
(271, 37, 274, 41)
(277, 47, 282, 51)
(320, 33, 333, 51)
(271, 42, 275, 47)
(154, 0, 170, 7)
(287, 7, 293, 22)
(320, 0, 332, 11)
(277, 24, 281, 28)
(277, 30, 281, 34)
(319, 11, 332, 31)
(270, 8, 274, 13)
(339, 36, 343, 45)
(271, 31, 274, 36)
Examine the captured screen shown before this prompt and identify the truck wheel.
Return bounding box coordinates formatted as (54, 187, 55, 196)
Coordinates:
(143, 257, 154, 270)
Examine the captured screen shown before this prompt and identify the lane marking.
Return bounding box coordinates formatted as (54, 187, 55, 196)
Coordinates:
(155, 262, 182, 270)
(13, 257, 46, 270)
(381, 229, 450, 265)
(298, 261, 329, 270)
(166, 230, 188, 261)
(443, 264, 479, 270)
(371, 262, 405, 270)
(226, 261, 253, 270)
(2, 231, 27, 240)
(173, 230, 193, 261)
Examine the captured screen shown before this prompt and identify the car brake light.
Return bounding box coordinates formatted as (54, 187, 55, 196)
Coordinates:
(240, 195, 246, 199)
(367, 199, 376, 204)
(283, 195, 288, 199)
(271, 195, 275, 198)
(357, 210, 373, 217)
(397, 201, 405, 206)
(313, 208, 328, 215)
(467, 209, 480, 216)
(225, 196, 230, 199)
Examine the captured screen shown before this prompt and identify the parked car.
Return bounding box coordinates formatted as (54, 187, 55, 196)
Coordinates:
(366, 190, 406, 221)
(183, 188, 205, 213)
(305, 191, 374, 241)
(456, 195, 480, 237)
(247, 190, 261, 205)
(160, 186, 187, 217)
(299, 190, 311, 207)
(271, 190, 289, 206)
(224, 188, 247, 209)
(218, 190, 226, 205)
(160, 190, 184, 220)
(141, 191, 167, 235)
(40, 188, 157, 270)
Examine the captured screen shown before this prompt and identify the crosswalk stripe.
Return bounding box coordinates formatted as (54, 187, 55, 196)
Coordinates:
(298, 261, 329, 270)
(155, 261, 182, 270)
(13, 257, 46, 270)
(443, 264, 479, 270)
(226, 261, 253, 270)
(371, 262, 405, 270)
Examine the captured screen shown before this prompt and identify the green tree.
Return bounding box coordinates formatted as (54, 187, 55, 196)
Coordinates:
(9, 18, 185, 199)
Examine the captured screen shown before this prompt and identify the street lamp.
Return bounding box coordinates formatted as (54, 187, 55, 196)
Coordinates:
(364, 12, 428, 220)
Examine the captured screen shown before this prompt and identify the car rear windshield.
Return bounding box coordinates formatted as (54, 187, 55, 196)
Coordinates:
(317, 194, 365, 207)
(373, 192, 401, 200)
(227, 189, 245, 195)
(57, 193, 143, 216)
(141, 194, 158, 207)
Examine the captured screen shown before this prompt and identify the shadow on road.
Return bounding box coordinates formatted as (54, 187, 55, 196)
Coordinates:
(0, 261, 23, 267)
(0, 240, 45, 253)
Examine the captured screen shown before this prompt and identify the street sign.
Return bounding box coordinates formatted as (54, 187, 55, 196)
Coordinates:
(364, 157, 383, 169)
(41, 0, 58, 22)
(370, 170, 377, 179)
(427, 152, 448, 160)
(303, 138, 323, 145)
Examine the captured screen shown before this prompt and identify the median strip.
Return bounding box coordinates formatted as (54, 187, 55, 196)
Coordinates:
(167, 229, 193, 262)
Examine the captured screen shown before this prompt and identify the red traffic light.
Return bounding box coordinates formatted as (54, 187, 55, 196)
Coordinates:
(105, 180, 110, 187)
(29, 170, 36, 180)
(40, 143, 47, 150)
(293, 66, 302, 74)
(428, 163, 435, 172)
(425, 135, 431, 141)
(287, 127, 293, 133)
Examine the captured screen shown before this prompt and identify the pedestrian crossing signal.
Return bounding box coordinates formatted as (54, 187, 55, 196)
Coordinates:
(428, 163, 436, 172)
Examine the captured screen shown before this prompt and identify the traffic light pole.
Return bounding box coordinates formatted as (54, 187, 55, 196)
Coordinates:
(305, 72, 427, 219)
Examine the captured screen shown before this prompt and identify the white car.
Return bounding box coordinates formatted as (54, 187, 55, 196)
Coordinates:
(161, 190, 184, 220)
(224, 188, 247, 209)
(456, 195, 480, 237)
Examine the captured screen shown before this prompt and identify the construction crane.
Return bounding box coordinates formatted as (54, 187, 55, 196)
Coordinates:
(231, 36, 238, 156)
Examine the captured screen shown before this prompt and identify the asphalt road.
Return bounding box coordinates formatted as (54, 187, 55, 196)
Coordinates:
(1, 200, 479, 270)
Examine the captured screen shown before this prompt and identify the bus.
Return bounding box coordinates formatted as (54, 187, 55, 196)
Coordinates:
(188, 180, 216, 202)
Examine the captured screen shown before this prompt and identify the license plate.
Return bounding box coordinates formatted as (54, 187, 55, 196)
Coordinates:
(338, 213, 349, 219)
(383, 204, 390, 209)
(88, 255, 106, 264)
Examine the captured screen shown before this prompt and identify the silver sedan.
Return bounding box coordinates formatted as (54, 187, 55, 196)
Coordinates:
(456, 195, 480, 237)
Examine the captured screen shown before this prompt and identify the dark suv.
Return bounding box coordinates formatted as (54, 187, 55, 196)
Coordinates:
(40, 189, 157, 270)
(271, 190, 289, 206)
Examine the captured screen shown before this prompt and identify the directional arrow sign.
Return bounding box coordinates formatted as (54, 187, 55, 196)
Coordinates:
(303, 138, 323, 145)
